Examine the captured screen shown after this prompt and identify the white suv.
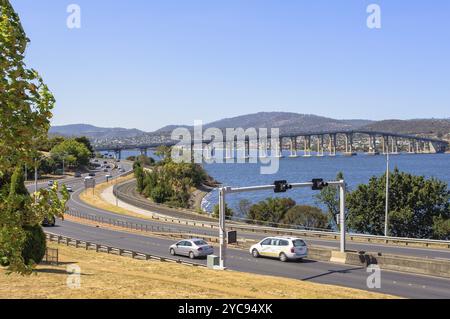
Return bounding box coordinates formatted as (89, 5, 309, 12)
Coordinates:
(249, 237, 308, 262)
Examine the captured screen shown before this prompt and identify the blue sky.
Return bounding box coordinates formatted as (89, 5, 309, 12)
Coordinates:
(11, 0, 450, 131)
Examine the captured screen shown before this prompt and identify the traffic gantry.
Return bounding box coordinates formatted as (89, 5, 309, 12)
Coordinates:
(216, 178, 347, 270)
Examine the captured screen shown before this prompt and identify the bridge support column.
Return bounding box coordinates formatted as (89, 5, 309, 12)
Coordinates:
(139, 148, 148, 157)
(408, 139, 415, 154)
(344, 133, 356, 156)
(225, 142, 233, 160)
(275, 138, 283, 158)
(289, 137, 298, 158)
(367, 134, 378, 155)
(329, 134, 337, 156)
(390, 137, 400, 155)
(381, 135, 389, 155)
(243, 139, 250, 160)
(303, 136, 312, 157)
(204, 144, 212, 161)
(317, 135, 325, 157)
(259, 139, 267, 158)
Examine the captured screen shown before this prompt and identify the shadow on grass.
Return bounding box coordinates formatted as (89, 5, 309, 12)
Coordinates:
(35, 267, 93, 276)
(302, 266, 365, 281)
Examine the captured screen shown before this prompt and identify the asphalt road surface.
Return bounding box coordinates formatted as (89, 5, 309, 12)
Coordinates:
(32, 161, 450, 298)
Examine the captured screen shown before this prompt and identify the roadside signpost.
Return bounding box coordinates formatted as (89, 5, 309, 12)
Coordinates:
(84, 178, 96, 195)
(217, 179, 346, 270)
(227, 231, 237, 245)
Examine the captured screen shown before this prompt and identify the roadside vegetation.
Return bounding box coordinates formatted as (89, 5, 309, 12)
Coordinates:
(0, 242, 396, 299)
(0, 0, 68, 274)
(133, 147, 215, 209)
(229, 170, 450, 240)
(317, 171, 450, 240)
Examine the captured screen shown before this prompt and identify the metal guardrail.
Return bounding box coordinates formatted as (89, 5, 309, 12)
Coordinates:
(45, 232, 206, 267)
(112, 179, 450, 249)
(65, 208, 216, 238)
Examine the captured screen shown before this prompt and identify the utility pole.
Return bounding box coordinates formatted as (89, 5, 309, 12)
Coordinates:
(385, 152, 390, 237)
(34, 158, 38, 204)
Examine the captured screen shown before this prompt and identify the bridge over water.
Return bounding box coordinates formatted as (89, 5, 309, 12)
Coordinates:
(95, 130, 449, 160)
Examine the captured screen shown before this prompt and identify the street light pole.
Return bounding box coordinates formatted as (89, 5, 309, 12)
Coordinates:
(339, 180, 346, 253)
(218, 187, 227, 270)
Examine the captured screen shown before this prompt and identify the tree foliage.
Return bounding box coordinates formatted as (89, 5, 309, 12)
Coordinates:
(315, 172, 345, 229)
(0, 1, 68, 274)
(0, 0, 54, 172)
(247, 198, 296, 226)
(246, 197, 329, 229)
(212, 203, 234, 219)
(134, 155, 209, 208)
(50, 139, 91, 168)
(283, 205, 328, 229)
(347, 168, 450, 239)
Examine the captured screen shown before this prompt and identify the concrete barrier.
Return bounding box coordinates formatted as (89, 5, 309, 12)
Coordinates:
(339, 250, 450, 279)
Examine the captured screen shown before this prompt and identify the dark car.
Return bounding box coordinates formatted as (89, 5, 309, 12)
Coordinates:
(88, 172, 96, 177)
(74, 172, 82, 178)
(42, 216, 56, 227)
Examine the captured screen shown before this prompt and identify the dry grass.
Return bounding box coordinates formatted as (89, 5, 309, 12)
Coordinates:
(78, 174, 152, 220)
(0, 243, 397, 299)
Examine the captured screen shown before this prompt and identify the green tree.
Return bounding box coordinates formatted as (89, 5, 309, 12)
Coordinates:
(136, 155, 155, 167)
(50, 139, 91, 168)
(155, 145, 172, 160)
(347, 168, 450, 239)
(315, 172, 345, 229)
(238, 199, 252, 218)
(283, 205, 329, 229)
(247, 198, 296, 226)
(75, 136, 94, 156)
(134, 163, 145, 193)
(0, 1, 68, 274)
(212, 203, 234, 219)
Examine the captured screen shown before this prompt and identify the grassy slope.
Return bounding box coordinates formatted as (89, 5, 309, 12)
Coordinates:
(0, 243, 397, 299)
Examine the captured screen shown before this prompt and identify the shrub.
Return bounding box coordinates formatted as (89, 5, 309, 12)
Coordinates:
(21, 225, 46, 265)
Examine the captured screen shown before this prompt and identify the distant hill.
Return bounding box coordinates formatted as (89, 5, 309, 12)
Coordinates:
(50, 124, 144, 139)
(155, 125, 192, 133)
(156, 112, 373, 135)
(361, 119, 450, 139)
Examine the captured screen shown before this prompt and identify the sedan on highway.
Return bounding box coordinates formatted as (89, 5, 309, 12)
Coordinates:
(169, 239, 214, 259)
(250, 236, 308, 262)
(42, 216, 56, 227)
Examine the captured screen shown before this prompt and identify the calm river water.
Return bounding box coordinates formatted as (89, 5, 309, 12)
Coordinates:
(118, 150, 450, 216)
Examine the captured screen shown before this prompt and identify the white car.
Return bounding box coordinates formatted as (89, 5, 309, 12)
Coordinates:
(249, 237, 308, 262)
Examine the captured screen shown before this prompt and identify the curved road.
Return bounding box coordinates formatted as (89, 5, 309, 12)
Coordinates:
(30, 162, 450, 298)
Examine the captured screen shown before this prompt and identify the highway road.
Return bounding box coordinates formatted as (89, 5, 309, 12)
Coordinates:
(50, 219, 450, 299)
(72, 178, 450, 260)
(30, 161, 450, 298)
